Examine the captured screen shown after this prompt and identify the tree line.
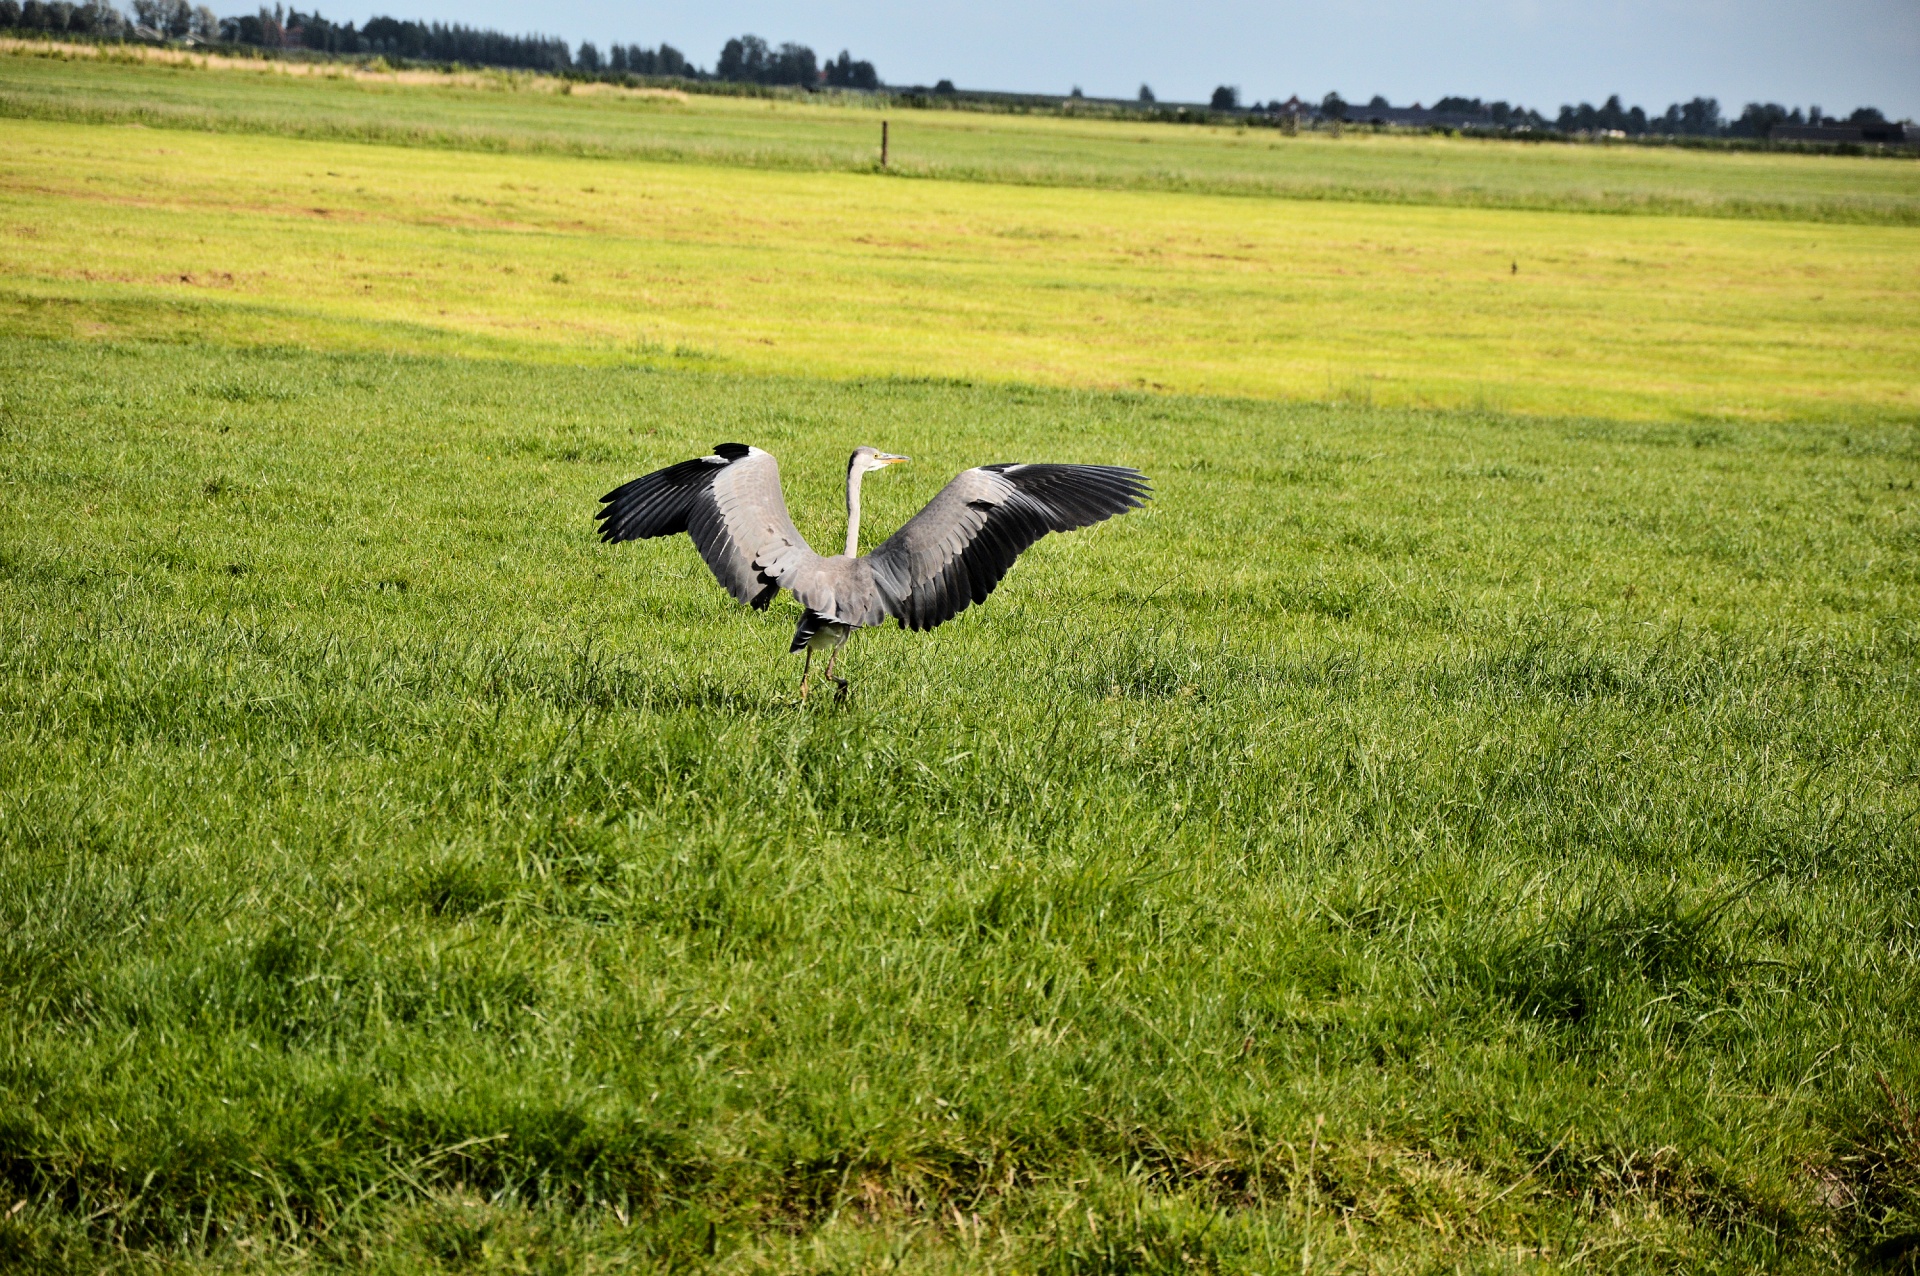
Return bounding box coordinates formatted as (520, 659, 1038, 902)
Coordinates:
(0, 3, 880, 89)
(0, 0, 172, 36)
(1298, 89, 1895, 136)
(1551, 95, 1891, 137)
(714, 35, 877, 89)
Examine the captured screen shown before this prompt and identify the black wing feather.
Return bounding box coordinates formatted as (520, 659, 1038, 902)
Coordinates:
(894, 464, 1148, 632)
(596, 455, 724, 542)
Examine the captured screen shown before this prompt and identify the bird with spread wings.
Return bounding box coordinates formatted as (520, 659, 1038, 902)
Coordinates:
(596, 444, 1151, 698)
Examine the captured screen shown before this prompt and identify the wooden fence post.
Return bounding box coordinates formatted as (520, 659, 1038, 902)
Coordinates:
(881, 119, 889, 167)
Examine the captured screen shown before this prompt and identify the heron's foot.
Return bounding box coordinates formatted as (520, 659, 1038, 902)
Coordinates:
(832, 675, 849, 703)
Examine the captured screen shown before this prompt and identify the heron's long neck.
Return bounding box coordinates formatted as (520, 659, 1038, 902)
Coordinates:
(844, 464, 865, 558)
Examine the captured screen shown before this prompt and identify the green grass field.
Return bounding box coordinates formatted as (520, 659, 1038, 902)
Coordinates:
(3, 44, 1920, 1274)
(5, 43, 1920, 223)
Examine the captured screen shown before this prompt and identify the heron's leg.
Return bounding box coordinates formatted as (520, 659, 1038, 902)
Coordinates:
(799, 648, 813, 701)
(825, 641, 849, 701)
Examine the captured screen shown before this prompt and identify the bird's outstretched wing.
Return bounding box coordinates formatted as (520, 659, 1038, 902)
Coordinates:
(596, 444, 819, 610)
(867, 464, 1150, 631)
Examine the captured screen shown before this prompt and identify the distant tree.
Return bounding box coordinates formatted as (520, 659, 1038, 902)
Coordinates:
(160, 0, 190, 35)
(717, 34, 762, 80)
(1585, 94, 1648, 133)
(717, 34, 816, 85)
(355, 16, 573, 68)
(228, 8, 278, 43)
(575, 40, 600, 71)
(607, 44, 625, 71)
(283, 9, 345, 51)
(1645, 99, 1717, 135)
(1436, 97, 1540, 128)
(934, 78, 955, 94)
(202, 8, 575, 65)
(1560, 97, 1644, 134)
(1070, 85, 1083, 98)
(1678, 96, 1721, 135)
(1849, 106, 1886, 124)
(52, 0, 120, 30)
(1320, 92, 1347, 120)
(770, 42, 816, 85)
(0, 0, 19, 25)
(656, 43, 687, 76)
(1367, 94, 1389, 110)
(823, 49, 879, 89)
(131, 0, 169, 34)
(1210, 84, 1238, 110)
(1138, 84, 1154, 103)
(1730, 101, 1793, 138)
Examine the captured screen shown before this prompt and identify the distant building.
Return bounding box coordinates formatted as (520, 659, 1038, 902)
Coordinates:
(1771, 122, 1909, 145)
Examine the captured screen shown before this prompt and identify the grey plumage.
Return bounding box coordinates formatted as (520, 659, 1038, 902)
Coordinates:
(868, 463, 1153, 631)
(596, 443, 1150, 693)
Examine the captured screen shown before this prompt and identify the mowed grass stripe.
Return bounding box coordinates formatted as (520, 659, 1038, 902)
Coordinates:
(4, 119, 1918, 422)
(5, 44, 1920, 225)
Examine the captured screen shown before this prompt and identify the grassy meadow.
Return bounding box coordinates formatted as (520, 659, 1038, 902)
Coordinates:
(5, 44, 1920, 223)
(4, 116, 1919, 420)
(3, 44, 1920, 1275)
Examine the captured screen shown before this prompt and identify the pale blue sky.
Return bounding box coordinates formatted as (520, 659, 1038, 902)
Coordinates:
(347, 0, 1919, 118)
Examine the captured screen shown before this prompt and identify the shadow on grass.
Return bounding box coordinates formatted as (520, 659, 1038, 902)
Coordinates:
(1463, 876, 1761, 1036)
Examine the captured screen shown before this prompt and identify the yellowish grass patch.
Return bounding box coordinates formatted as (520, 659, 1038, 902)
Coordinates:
(2, 117, 1916, 420)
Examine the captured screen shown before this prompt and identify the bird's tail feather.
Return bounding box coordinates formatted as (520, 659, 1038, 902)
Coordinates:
(790, 608, 833, 653)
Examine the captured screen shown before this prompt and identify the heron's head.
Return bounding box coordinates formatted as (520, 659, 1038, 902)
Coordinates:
(848, 447, 910, 477)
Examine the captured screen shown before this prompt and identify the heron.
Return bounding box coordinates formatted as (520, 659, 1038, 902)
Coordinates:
(596, 444, 1150, 698)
